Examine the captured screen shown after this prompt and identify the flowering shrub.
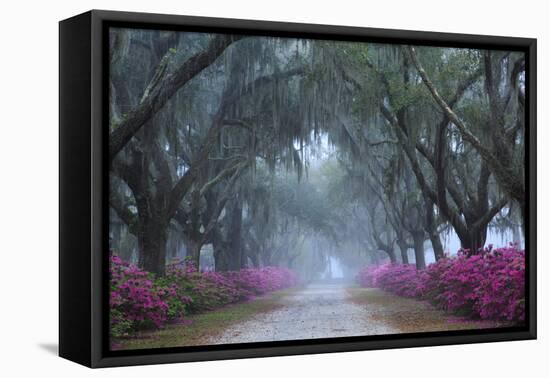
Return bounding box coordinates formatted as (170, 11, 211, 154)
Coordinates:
(164, 262, 298, 312)
(110, 255, 176, 337)
(225, 266, 299, 298)
(162, 262, 242, 312)
(110, 254, 298, 338)
(362, 263, 427, 298)
(356, 245, 525, 322)
(472, 246, 525, 321)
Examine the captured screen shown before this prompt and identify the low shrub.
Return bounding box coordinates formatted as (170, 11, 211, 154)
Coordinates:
(472, 246, 525, 321)
(110, 254, 298, 337)
(109, 255, 176, 337)
(369, 263, 427, 298)
(163, 262, 242, 312)
(356, 245, 525, 322)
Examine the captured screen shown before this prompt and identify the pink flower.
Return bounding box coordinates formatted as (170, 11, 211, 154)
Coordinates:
(356, 244, 525, 322)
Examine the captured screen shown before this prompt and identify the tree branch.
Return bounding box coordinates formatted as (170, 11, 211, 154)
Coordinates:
(109, 34, 244, 163)
(201, 163, 248, 242)
(474, 197, 509, 230)
(166, 68, 304, 220)
(406, 46, 500, 170)
(109, 191, 138, 234)
(199, 159, 247, 197)
(139, 50, 172, 104)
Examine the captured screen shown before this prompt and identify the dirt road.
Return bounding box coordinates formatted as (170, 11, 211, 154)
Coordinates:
(207, 283, 397, 344)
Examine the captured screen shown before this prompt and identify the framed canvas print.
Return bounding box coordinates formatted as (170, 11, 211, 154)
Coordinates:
(59, 10, 536, 368)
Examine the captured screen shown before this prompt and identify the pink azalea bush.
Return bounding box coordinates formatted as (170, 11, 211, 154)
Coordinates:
(110, 254, 182, 337)
(163, 262, 298, 312)
(356, 245, 525, 322)
(225, 266, 299, 298)
(357, 263, 427, 298)
(110, 254, 298, 337)
(162, 262, 243, 312)
(471, 246, 525, 321)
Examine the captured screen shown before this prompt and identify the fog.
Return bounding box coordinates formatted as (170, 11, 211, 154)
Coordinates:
(108, 28, 525, 280)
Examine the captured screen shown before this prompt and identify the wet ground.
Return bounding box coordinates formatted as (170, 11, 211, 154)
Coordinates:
(206, 283, 397, 344)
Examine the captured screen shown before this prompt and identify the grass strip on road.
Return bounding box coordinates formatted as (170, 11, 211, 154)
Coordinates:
(347, 286, 506, 334)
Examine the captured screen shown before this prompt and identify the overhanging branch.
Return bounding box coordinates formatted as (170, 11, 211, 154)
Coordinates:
(109, 34, 244, 163)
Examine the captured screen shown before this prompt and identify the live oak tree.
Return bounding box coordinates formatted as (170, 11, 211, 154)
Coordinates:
(109, 31, 308, 275)
(408, 46, 526, 232)
(109, 30, 526, 276)
(355, 45, 514, 254)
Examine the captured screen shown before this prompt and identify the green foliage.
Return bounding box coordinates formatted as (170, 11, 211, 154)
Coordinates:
(110, 309, 133, 338)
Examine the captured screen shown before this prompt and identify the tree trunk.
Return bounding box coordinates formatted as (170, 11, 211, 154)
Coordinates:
(384, 248, 397, 264)
(244, 233, 261, 268)
(183, 237, 202, 271)
(227, 198, 243, 271)
(459, 226, 488, 256)
(210, 227, 231, 272)
(397, 239, 409, 264)
(369, 246, 380, 265)
(512, 223, 522, 246)
(412, 232, 426, 269)
(248, 250, 260, 268)
(422, 194, 445, 261)
(138, 220, 168, 276)
(214, 245, 230, 272)
(429, 232, 445, 261)
(262, 245, 272, 266)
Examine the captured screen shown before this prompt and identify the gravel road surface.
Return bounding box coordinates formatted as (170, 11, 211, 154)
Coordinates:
(207, 283, 397, 344)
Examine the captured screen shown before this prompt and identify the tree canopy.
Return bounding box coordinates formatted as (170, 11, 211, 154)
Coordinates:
(108, 28, 525, 277)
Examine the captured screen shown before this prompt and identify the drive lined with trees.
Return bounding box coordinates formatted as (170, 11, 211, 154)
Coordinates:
(59, 10, 536, 368)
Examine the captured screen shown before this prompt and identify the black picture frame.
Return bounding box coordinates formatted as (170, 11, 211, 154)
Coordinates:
(59, 9, 537, 368)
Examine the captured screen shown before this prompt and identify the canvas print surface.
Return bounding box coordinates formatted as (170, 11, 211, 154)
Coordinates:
(108, 27, 526, 351)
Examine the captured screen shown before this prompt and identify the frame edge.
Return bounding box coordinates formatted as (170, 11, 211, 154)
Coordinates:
(59, 11, 94, 368)
(80, 9, 537, 368)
